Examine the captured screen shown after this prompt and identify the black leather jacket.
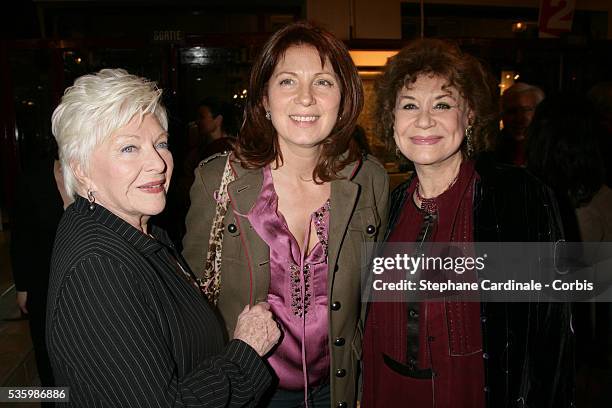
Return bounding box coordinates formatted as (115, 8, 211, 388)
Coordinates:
(385, 154, 575, 408)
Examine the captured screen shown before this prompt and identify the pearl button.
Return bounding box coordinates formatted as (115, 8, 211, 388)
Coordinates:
(331, 301, 341, 311)
(366, 225, 376, 234)
(227, 224, 237, 233)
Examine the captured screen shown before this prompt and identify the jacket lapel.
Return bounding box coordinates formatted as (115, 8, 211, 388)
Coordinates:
(225, 158, 361, 302)
(226, 161, 271, 303)
(327, 164, 360, 280)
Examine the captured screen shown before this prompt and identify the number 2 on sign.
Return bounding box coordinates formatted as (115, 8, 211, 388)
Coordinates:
(546, 0, 575, 31)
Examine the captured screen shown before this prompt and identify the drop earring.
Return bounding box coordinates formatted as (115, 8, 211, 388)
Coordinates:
(87, 189, 96, 211)
(464, 125, 474, 158)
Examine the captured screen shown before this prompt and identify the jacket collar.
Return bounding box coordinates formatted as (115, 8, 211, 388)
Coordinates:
(72, 195, 165, 254)
(226, 154, 362, 271)
(227, 157, 264, 216)
(226, 154, 363, 217)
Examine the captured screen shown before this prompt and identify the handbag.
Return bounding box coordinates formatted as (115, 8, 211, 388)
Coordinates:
(199, 155, 235, 305)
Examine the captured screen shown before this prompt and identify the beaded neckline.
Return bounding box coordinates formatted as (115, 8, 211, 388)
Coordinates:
(414, 173, 459, 215)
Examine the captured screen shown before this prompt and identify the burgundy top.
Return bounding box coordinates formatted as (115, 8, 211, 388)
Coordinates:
(363, 160, 485, 408)
(247, 165, 330, 390)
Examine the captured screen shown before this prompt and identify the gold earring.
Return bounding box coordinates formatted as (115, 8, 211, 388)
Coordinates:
(464, 125, 474, 158)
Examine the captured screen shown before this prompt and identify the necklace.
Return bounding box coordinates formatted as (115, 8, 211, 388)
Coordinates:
(415, 172, 459, 215)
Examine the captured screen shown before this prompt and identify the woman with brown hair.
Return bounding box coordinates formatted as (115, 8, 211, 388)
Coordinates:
(361, 39, 573, 407)
(183, 21, 389, 408)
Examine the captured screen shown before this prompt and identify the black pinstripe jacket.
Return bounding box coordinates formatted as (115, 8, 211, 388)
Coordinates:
(47, 196, 271, 407)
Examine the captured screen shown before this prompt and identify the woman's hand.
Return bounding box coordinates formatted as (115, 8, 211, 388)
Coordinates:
(233, 302, 281, 356)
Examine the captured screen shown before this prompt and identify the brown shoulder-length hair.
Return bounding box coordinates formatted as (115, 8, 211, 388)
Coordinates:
(375, 39, 498, 156)
(233, 21, 364, 182)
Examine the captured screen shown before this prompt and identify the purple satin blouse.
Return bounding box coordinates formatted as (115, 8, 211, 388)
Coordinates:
(247, 165, 330, 390)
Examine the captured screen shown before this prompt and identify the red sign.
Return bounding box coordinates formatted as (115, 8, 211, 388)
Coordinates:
(538, 0, 576, 38)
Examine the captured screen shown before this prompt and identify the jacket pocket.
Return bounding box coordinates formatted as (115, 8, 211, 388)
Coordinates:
(348, 206, 381, 240)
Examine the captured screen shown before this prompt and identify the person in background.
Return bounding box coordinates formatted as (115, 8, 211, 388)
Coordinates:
(527, 93, 610, 242)
(362, 39, 573, 408)
(163, 98, 241, 248)
(183, 21, 389, 408)
(47, 68, 279, 407)
(184, 97, 240, 179)
(527, 93, 612, 406)
(197, 97, 240, 159)
(10, 141, 68, 407)
(496, 82, 545, 166)
(588, 82, 612, 188)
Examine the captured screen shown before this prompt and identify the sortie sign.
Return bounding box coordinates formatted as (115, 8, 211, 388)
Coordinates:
(152, 30, 184, 43)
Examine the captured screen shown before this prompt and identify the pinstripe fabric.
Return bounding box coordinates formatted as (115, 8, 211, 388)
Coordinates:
(47, 196, 271, 407)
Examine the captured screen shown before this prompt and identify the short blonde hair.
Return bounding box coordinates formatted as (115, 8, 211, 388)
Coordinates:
(51, 68, 167, 197)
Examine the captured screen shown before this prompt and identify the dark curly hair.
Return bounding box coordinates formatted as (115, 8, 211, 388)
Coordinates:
(374, 39, 498, 156)
(527, 93, 606, 207)
(233, 21, 364, 182)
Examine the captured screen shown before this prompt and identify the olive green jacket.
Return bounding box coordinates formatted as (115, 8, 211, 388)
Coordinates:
(182, 152, 389, 408)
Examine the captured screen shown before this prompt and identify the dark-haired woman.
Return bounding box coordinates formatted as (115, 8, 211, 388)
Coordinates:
(362, 39, 574, 407)
(527, 93, 612, 243)
(183, 21, 388, 408)
(527, 93, 612, 405)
